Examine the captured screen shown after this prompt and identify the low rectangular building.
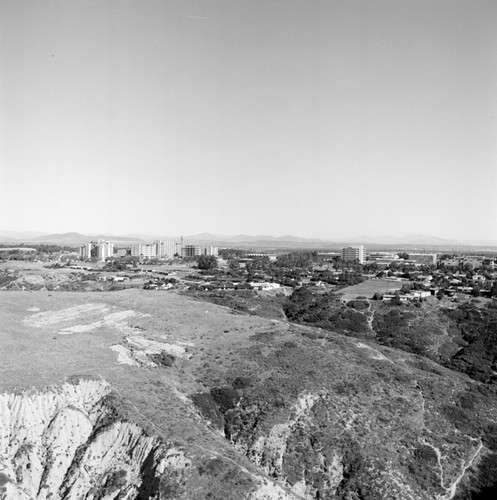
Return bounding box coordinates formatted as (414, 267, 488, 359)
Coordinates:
(408, 253, 437, 266)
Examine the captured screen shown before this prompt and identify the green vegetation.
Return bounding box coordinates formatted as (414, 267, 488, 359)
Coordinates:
(185, 289, 286, 320)
(275, 251, 318, 269)
(443, 303, 497, 383)
(0, 244, 76, 261)
(284, 288, 369, 335)
(455, 453, 497, 499)
(195, 456, 255, 500)
(196, 255, 218, 270)
(0, 472, 10, 487)
(150, 351, 175, 367)
(103, 256, 139, 271)
(373, 309, 430, 356)
(191, 393, 225, 430)
(407, 444, 440, 491)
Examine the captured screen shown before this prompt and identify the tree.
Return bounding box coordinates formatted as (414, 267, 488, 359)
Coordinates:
(250, 255, 271, 271)
(197, 255, 218, 270)
(391, 293, 403, 306)
(218, 248, 246, 260)
(275, 251, 317, 270)
(228, 258, 241, 275)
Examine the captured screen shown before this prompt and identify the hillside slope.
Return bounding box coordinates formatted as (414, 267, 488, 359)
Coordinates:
(1, 290, 496, 499)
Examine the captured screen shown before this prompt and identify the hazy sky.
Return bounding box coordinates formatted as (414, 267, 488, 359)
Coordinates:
(1, 0, 496, 241)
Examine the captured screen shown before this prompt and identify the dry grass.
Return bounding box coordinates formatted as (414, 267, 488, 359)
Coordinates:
(337, 279, 404, 301)
(0, 289, 288, 454)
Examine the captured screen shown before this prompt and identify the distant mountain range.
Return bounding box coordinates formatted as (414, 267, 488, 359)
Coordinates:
(0, 230, 48, 241)
(1, 230, 496, 250)
(0, 231, 147, 246)
(176, 233, 497, 249)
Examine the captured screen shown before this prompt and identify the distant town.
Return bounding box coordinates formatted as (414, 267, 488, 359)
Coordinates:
(1, 239, 496, 302)
(79, 238, 219, 261)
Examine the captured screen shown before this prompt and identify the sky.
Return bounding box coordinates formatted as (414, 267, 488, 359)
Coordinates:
(1, 0, 496, 242)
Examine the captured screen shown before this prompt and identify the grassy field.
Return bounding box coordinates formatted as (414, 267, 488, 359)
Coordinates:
(336, 278, 405, 301)
(0, 289, 289, 446)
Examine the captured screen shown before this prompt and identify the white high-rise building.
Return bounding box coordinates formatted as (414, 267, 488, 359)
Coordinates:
(181, 245, 219, 257)
(131, 243, 156, 259)
(342, 245, 365, 264)
(80, 243, 93, 260)
(127, 238, 217, 260)
(182, 245, 202, 257)
(203, 245, 219, 256)
(80, 240, 114, 262)
(155, 240, 179, 259)
(98, 241, 114, 261)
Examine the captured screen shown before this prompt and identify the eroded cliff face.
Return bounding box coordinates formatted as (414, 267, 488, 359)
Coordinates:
(0, 379, 189, 500)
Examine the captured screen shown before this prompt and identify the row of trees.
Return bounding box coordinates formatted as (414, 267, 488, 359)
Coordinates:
(0, 244, 77, 261)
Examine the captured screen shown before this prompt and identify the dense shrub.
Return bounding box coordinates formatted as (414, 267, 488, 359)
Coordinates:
(284, 289, 369, 335)
(441, 405, 480, 436)
(443, 305, 497, 384)
(347, 300, 369, 310)
(191, 393, 224, 430)
(455, 453, 497, 499)
(210, 386, 240, 412)
(150, 351, 175, 367)
(0, 472, 9, 487)
(407, 444, 440, 490)
(232, 377, 252, 389)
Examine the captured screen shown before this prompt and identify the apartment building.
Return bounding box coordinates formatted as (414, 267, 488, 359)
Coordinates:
(155, 240, 179, 259)
(182, 245, 202, 258)
(80, 240, 114, 262)
(342, 245, 365, 264)
(182, 244, 219, 258)
(131, 243, 156, 259)
(202, 245, 219, 257)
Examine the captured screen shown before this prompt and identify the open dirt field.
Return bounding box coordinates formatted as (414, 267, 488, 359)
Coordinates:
(336, 278, 404, 301)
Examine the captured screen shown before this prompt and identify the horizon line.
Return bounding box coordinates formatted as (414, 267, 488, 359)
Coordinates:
(1, 229, 497, 247)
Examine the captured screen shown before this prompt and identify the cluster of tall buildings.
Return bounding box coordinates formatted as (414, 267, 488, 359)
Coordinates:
(80, 238, 219, 261)
(80, 240, 114, 262)
(130, 240, 218, 259)
(130, 240, 179, 259)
